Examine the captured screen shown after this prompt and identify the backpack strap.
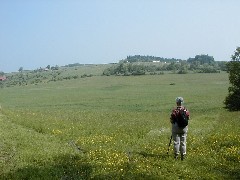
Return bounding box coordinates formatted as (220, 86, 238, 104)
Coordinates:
(170, 107, 180, 124)
(179, 106, 190, 120)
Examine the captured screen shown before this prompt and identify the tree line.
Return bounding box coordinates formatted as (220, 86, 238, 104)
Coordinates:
(103, 54, 227, 76)
(124, 55, 181, 63)
(0, 67, 93, 88)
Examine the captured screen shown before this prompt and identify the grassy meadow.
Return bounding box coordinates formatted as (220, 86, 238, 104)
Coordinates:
(0, 71, 239, 179)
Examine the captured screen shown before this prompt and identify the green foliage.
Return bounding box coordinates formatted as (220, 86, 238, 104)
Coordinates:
(187, 54, 215, 65)
(1, 55, 227, 88)
(187, 54, 226, 72)
(198, 66, 220, 73)
(0, 71, 4, 76)
(225, 47, 240, 111)
(1, 65, 107, 88)
(225, 88, 240, 111)
(18, 67, 23, 72)
(63, 63, 84, 67)
(125, 55, 181, 63)
(231, 47, 240, 61)
(103, 63, 146, 76)
(103, 55, 226, 76)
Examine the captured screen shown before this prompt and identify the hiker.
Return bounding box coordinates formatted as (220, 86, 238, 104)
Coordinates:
(170, 97, 190, 160)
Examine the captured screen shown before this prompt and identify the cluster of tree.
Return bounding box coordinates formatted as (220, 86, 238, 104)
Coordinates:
(124, 55, 181, 63)
(103, 63, 147, 76)
(18, 65, 60, 73)
(63, 63, 84, 67)
(225, 47, 240, 111)
(1, 68, 93, 88)
(187, 54, 227, 73)
(103, 54, 226, 76)
(3, 70, 61, 87)
(63, 63, 95, 67)
(187, 54, 215, 65)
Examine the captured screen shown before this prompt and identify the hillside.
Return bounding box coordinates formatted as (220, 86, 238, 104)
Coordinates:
(0, 64, 110, 88)
(0, 72, 239, 179)
(0, 54, 227, 88)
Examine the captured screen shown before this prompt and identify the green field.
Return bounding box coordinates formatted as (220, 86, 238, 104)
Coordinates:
(0, 72, 239, 179)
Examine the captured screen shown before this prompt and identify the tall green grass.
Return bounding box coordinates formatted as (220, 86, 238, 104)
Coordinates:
(0, 72, 239, 179)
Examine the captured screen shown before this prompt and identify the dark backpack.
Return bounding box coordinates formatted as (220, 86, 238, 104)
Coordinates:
(172, 108, 189, 128)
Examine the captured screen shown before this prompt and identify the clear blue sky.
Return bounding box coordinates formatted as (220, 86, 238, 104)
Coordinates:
(0, 0, 239, 72)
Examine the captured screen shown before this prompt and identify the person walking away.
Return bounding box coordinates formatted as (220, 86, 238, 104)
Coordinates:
(170, 97, 190, 160)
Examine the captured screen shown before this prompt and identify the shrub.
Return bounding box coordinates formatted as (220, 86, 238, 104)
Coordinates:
(225, 47, 240, 111)
(225, 89, 240, 111)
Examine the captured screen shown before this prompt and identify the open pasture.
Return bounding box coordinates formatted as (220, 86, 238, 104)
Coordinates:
(0, 72, 239, 179)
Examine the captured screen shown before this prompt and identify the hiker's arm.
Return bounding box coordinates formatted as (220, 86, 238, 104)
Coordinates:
(170, 117, 174, 123)
(170, 110, 175, 123)
(186, 109, 190, 120)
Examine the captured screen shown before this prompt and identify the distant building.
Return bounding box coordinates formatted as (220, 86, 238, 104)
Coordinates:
(0, 76, 6, 81)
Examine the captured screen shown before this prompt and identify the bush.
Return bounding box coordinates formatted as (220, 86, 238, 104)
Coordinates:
(178, 69, 188, 74)
(132, 70, 145, 75)
(225, 47, 240, 111)
(198, 67, 220, 73)
(225, 89, 240, 111)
